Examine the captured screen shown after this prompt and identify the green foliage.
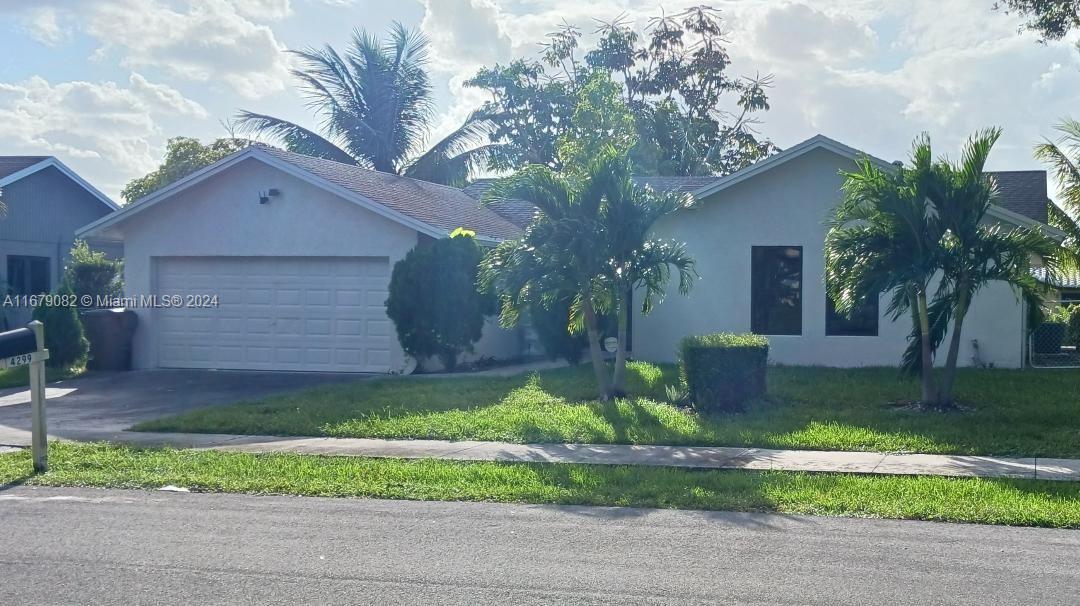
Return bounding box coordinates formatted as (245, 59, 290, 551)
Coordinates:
(529, 297, 586, 364)
(828, 129, 1064, 406)
(386, 232, 494, 372)
(678, 333, 768, 413)
(32, 284, 88, 369)
(63, 240, 122, 306)
(466, 6, 777, 176)
(555, 74, 637, 170)
(1036, 119, 1080, 267)
(1050, 304, 1080, 345)
(995, 0, 1080, 42)
(121, 137, 249, 203)
(236, 23, 494, 186)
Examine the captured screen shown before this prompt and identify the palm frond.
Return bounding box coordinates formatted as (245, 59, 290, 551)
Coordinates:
(233, 111, 358, 164)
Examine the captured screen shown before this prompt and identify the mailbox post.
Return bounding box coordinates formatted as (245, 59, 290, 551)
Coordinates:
(28, 321, 48, 472)
(0, 321, 49, 471)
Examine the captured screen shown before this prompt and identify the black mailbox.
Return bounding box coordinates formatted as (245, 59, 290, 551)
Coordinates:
(0, 327, 37, 359)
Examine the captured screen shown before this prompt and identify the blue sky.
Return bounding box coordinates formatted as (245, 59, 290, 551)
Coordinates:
(1, 0, 1078, 200)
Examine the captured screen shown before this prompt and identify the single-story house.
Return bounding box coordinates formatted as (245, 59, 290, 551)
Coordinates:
(0, 156, 120, 328)
(78, 135, 1061, 372)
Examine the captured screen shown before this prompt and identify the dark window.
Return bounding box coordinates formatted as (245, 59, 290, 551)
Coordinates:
(826, 294, 879, 336)
(7, 256, 50, 296)
(751, 246, 802, 335)
(1063, 290, 1080, 304)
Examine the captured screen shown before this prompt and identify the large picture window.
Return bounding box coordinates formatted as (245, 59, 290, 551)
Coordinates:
(7, 256, 50, 296)
(751, 246, 802, 335)
(825, 294, 879, 336)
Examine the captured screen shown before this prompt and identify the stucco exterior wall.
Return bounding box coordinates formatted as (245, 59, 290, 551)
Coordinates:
(114, 158, 422, 370)
(0, 166, 116, 328)
(634, 148, 1026, 368)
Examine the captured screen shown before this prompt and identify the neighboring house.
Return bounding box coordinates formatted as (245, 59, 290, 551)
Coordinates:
(1034, 268, 1080, 304)
(0, 156, 119, 328)
(79, 135, 1061, 373)
(631, 136, 1060, 369)
(78, 145, 521, 373)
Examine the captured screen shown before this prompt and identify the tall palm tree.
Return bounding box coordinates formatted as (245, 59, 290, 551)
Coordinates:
(479, 148, 695, 400)
(236, 23, 494, 186)
(826, 137, 943, 403)
(1035, 118, 1080, 264)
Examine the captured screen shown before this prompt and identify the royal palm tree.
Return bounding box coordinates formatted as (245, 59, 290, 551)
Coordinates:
(236, 23, 494, 186)
(479, 148, 695, 400)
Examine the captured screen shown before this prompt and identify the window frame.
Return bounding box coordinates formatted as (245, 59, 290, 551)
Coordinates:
(6, 255, 51, 296)
(750, 245, 803, 336)
(825, 293, 880, 337)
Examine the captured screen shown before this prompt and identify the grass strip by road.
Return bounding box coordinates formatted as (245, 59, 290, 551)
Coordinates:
(4, 442, 1080, 528)
(135, 363, 1080, 459)
(0, 364, 84, 389)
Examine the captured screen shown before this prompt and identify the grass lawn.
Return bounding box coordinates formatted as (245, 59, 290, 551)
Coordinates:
(0, 364, 84, 389)
(3, 442, 1080, 528)
(133, 362, 1080, 458)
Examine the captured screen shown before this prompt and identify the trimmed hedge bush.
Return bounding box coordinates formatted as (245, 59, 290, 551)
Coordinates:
(529, 296, 587, 364)
(1067, 305, 1080, 347)
(678, 333, 769, 413)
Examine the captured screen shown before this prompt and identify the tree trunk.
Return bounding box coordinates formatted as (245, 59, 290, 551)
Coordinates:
(611, 284, 631, 397)
(581, 289, 613, 401)
(915, 290, 938, 405)
(938, 288, 970, 407)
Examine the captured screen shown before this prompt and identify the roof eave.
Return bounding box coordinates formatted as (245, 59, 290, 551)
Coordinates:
(0, 157, 118, 211)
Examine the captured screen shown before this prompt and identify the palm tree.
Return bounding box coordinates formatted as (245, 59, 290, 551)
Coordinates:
(829, 130, 1065, 407)
(479, 148, 695, 400)
(236, 23, 494, 186)
(1035, 118, 1080, 264)
(826, 137, 943, 403)
(930, 128, 1063, 405)
(599, 160, 696, 395)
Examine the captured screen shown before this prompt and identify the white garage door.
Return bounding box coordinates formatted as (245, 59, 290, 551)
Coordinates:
(154, 256, 393, 372)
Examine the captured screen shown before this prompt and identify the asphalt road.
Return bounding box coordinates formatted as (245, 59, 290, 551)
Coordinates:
(1, 487, 1078, 605)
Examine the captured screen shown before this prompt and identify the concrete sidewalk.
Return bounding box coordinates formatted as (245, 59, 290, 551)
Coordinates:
(6, 428, 1080, 482)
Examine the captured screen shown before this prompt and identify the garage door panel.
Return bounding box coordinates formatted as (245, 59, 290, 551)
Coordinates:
(155, 256, 393, 372)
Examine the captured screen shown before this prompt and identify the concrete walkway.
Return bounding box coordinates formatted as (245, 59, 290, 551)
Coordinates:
(9, 428, 1079, 482)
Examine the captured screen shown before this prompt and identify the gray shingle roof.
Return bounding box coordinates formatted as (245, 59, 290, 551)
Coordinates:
(260, 148, 522, 241)
(0, 156, 48, 180)
(988, 171, 1048, 224)
(1034, 267, 1080, 289)
(633, 175, 723, 193)
(461, 179, 537, 228)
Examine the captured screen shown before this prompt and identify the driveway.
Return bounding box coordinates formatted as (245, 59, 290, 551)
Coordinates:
(0, 369, 368, 446)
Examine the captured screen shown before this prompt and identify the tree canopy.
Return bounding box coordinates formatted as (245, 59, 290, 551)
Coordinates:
(466, 6, 776, 177)
(121, 137, 249, 204)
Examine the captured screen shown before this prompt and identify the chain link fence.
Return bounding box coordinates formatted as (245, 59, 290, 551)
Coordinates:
(1029, 300, 1080, 368)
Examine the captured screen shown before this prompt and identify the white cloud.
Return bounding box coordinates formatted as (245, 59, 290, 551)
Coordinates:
(0, 74, 210, 195)
(420, 0, 512, 72)
(22, 6, 68, 46)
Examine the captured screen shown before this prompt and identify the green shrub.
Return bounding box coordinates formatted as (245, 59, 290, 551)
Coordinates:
(1067, 305, 1080, 347)
(678, 333, 768, 413)
(32, 284, 88, 368)
(64, 240, 122, 307)
(529, 296, 586, 364)
(386, 230, 495, 372)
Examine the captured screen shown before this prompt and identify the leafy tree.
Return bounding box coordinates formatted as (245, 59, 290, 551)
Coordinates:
(63, 240, 123, 307)
(828, 130, 1065, 407)
(32, 284, 88, 369)
(237, 23, 494, 187)
(121, 137, 249, 203)
(466, 6, 776, 177)
(995, 0, 1080, 41)
(385, 229, 494, 372)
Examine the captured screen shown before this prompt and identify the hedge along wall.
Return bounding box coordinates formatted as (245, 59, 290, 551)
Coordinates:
(678, 333, 769, 413)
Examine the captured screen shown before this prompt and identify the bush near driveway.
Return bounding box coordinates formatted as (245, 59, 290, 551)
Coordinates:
(678, 333, 769, 412)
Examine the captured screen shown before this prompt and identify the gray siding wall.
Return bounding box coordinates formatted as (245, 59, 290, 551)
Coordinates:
(0, 166, 115, 326)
